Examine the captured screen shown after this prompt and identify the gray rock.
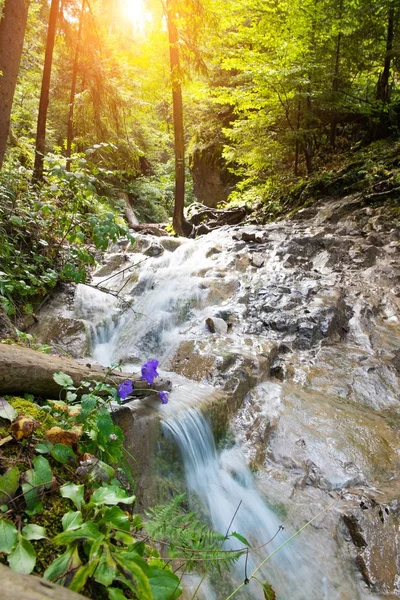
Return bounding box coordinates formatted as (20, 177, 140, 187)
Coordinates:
(205, 316, 228, 335)
(251, 254, 265, 268)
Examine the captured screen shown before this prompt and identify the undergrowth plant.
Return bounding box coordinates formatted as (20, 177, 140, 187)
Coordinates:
(0, 153, 132, 319)
(0, 365, 249, 599)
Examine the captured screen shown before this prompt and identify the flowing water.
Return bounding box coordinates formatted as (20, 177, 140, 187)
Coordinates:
(31, 198, 400, 598)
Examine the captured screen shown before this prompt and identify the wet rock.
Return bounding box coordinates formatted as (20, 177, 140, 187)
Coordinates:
(143, 242, 164, 257)
(159, 237, 184, 252)
(206, 245, 222, 258)
(251, 254, 265, 268)
(242, 230, 266, 243)
(343, 501, 400, 595)
(205, 316, 228, 335)
(31, 316, 89, 358)
(93, 254, 129, 278)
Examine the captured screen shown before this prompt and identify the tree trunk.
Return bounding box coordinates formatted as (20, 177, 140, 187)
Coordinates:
(330, 0, 343, 149)
(0, 344, 172, 399)
(376, 2, 395, 104)
(166, 0, 192, 237)
(0, 564, 87, 600)
(32, 0, 60, 183)
(66, 0, 85, 171)
(0, 0, 29, 169)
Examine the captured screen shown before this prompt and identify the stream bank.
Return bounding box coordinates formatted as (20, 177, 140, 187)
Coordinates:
(30, 190, 400, 599)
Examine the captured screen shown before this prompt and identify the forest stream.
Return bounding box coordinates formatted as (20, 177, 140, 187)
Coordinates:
(30, 194, 400, 600)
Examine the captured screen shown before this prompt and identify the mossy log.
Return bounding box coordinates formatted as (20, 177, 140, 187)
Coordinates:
(0, 344, 172, 399)
(0, 564, 87, 600)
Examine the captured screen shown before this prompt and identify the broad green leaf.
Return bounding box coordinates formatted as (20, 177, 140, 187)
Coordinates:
(22, 456, 52, 513)
(231, 531, 252, 547)
(32, 456, 52, 485)
(62, 511, 83, 531)
(113, 555, 152, 600)
(8, 535, 36, 574)
(51, 443, 76, 464)
(53, 521, 101, 546)
(113, 531, 135, 545)
(90, 485, 136, 506)
(99, 506, 130, 532)
(44, 546, 82, 582)
(66, 391, 77, 402)
(0, 518, 18, 553)
(147, 566, 183, 600)
(69, 560, 98, 592)
(0, 398, 17, 422)
(60, 483, 85, 510)
(108, 589, 129, 600)
(34, 441, 53, 454)
(0, 466, 20, 505)
(21, 524, 47, 540)
(95, 556, 116, 587)
(53, 371, 74, 388)
(78, 395, 97, 421)
(95, 544, 116, 587)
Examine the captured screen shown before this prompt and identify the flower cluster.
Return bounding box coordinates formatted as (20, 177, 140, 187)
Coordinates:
(117, 359, 169, 405)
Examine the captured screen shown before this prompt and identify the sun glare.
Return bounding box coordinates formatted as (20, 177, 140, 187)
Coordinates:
(122, 0, 149, 30)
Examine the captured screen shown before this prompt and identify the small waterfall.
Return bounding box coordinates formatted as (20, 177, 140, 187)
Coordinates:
(163, 409, 312, 600)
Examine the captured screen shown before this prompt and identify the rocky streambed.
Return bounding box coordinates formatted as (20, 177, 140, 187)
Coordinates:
(31, 192, 400, 598)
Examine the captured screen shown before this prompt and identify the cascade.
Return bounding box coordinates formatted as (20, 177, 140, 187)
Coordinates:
(37, 217, 400, 598)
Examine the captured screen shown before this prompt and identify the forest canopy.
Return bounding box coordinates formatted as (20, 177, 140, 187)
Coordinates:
(0, 0, 399, 315)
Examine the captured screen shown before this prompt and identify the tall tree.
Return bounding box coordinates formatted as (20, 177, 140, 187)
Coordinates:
(165, 0, 192, 236)
(0, 0, 30, 168)
(32, 0, 60, 182)
(376, 0, 395, 104)
(66, 0, 86, 171)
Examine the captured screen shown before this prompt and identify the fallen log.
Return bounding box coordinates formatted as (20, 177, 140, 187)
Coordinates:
(0, 344, 172, 399)
(0, 564, 87, 600)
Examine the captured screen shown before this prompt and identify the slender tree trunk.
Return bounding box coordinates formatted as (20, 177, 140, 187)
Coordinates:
(66, 0, 85, 171)
(0, 0, 29, 169)
(32, 0, 60, 183)
(330, 0, 343, 149)
(294, 100, 301, 176)
(166, 0, 192, 237)
(376, 2, 395, 104)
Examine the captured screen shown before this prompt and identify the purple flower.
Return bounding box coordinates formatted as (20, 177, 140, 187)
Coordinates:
(141, 359, 159, 385)
(159, 391, 169, 405)
(118, 380, 133, 400)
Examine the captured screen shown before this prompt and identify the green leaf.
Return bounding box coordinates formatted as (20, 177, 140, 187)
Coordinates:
(113, 554, 152, 600)
(0, 466, 20, 505)
(60, 483, 85, 510)
(66, 391, 78, 402)
(79, 395, 97, 421)
(21, 524, 47, 540)
(147, 566, 183, 600)
(0, 518, 18, 553)
(69, 560, 98, 592)
(53, 521, 101, 546)
(0, 398, 18, 422)
(108, 589, 129, 600)
(44, 546, 82, 583)
(90, 485, 136, 506)
(8, 535, 36, 574)
(231, 531, 252, 547)
(22, 456, 52, 513)
(262, 582, 277, 600)
(32, 456, 52, 484)
(34, 441, 53, 454)
(53, 371, 74, 388)
(99, 506, 130, 532)
(62, 511, 83, 531)
(95, 544, 116, 587)
(51, 444, 76, 464)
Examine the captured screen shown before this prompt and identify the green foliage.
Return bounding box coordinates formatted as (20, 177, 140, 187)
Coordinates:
(145, 494, 241, 573)
(0, 158, 132, 317)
